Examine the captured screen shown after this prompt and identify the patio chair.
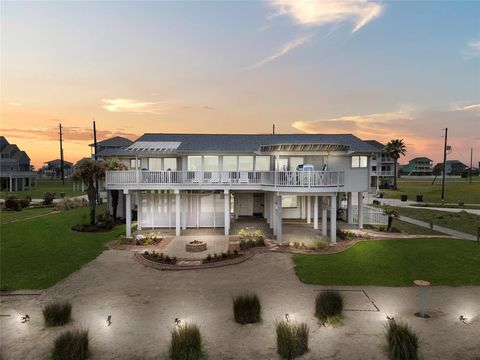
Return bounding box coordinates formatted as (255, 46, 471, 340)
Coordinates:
(192, 171, 202, 184)
(221, 171, 231, 184)
(210, 171, 220, 183)
(239, 172, 250, 184)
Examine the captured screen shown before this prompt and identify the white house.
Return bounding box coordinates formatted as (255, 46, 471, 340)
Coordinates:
(103, 133, 379, 243)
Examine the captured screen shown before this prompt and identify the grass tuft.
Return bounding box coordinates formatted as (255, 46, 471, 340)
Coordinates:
(169, 323, 203, 360)
(385, 320, 419, 360)
(43, 301, 72, 326)
(315, 290, 343, 326)
(233, 293, 261, 324)
(276, 321, 309, 359)
(52, 329, 89, 360)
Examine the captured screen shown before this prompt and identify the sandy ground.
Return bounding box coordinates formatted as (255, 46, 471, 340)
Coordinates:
(1, 250, 479, 360)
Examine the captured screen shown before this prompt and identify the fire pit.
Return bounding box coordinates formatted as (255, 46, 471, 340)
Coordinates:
(185, 240, 207, 252)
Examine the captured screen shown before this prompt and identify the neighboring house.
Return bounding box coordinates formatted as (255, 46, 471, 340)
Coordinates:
(443, 160, 468, 176)
(103, 133, 379, 243)
(89, 136, 133, 158)
(364, 140, 395, 189)
(41, 159, 74, 178)
(0, 136, 37, 191)
(400, 157, 433, 176)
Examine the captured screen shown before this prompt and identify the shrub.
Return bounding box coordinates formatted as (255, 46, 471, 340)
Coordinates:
(385, 320, 419, 360)
(52, 329, 89, 360)
(169, 323, 203, 360)
(18, 196, 32, 209)
(309, 238, 328, 250)
(315, 290, 343, 326)
(336, 229, 357, 240)
(43, 301, 72, 326)
(206, 254, 212, 261)
(4, 196, 21, 211)
(43, 192, 55, 205)
(276, 321, 309, 359)
(233, 294, 261, 324)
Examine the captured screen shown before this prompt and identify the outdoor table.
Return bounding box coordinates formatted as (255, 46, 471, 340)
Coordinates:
(414, 280, 430, 318)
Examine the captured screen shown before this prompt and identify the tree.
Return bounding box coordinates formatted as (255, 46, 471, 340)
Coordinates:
(72, 159, 105, 225)
(105, 158, 127, 220)
(431, 163, 443, 185)
(384, 139, 407, 190)
(382, 207, 398, 231)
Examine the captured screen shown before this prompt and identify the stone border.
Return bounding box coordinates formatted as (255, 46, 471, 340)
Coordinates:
(134, 249, 262, 270)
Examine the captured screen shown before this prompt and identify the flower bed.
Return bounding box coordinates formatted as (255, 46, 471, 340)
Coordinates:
(143, 250, 177, 264)
(202, 250, 240, 264)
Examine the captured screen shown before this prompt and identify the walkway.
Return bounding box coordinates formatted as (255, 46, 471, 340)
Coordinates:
(398, 216, 477, 241)
(379, 198, 480, 215)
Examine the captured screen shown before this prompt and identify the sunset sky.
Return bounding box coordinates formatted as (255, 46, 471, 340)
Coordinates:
(1, 0, 479, 169)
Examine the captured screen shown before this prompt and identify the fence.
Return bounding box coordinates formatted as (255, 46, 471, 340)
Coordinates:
(344, 205, 388, 225)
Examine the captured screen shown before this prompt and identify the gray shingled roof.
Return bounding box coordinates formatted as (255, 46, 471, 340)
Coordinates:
(89, 136, 133, 147)
(134, 133, 379, 153)
(364, 140, 385, 151)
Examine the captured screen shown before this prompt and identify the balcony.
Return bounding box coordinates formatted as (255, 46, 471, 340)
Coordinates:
(106, 170, 344, 190)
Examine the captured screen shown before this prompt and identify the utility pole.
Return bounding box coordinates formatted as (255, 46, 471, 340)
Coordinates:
(59, 123, 65, 185)
(470, 147, 473, 184)
(441, 128, 448, 205)
(93, 120, 100, 204)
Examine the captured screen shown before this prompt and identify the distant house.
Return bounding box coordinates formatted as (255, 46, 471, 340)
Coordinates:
(0, 136, 37, 191)
(400, 157, 433, 176)
(41, 159, 74, 178)
(88, 136, 133, 158)
(364, 140, 395, 189)
(443, 160, 468, 176)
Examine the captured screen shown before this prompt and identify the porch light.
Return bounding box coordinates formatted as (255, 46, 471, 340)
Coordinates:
(175, 318, 181, 326)
(284, 313, 289, 322)
(459, 315, 468, 324)
(20, 314, 30, 323)
(106, 315, 112, 326)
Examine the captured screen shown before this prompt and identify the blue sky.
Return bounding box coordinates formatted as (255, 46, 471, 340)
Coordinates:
(1, 0, 479, 166)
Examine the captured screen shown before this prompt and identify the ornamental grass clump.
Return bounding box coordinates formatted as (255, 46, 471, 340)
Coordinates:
(315, 290, 343, 326)
(276, 321, 309, 359)
(233, 293, 261, 324)
(385, 320, 419, 360)
(169, 323, 203, 360)
(43, 301, 72, 326)
(52, 329, 89, 360)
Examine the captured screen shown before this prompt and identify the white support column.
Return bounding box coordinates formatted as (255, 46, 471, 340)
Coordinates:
(175, 190, 181, 236)
(358, 192, 364, 229)
(302, 196, 307, 220)
(330, 194, 337, 244)
(265, 193, 270, 224)
(275, 194, 283, 242)
(9, 177, 12, 192)
(125, 191, 132, 238)
(307, 196, 312, 224)
(347, 192, 353, 224)
(322, 197, 328, 236)
(181, 194, 187, 230)
(138, 192, 142, 230)
(314, 196, 319, 230)
(272, 193, 277, 236)
(224, 190, 230, 236)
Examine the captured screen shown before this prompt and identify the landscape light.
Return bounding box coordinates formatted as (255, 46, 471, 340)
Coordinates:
(284, 314, 289, 322)
(20, 314, 30, 323)
(175, 318, 181, 326)
(106, 315, 112, 326)
(459, 315, 468, 324)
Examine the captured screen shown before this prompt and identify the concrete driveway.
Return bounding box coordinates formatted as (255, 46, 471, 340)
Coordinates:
(1, 250, 479, 360)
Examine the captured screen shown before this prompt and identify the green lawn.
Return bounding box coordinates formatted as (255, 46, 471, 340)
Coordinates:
(293, 238, 480, 286)
(383, 178, 480, 204)
(390, 219, 442, 235)
(0, 206, 55, 225)
(1, 179, 85, 199)
(0, 205, 124, 290)
(393, 207, 480, 236)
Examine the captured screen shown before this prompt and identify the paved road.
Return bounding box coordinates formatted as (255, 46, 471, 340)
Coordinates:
(398, 215, 478, 241)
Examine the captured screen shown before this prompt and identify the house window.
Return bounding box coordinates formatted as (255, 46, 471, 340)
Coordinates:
(223, 156, 237, 171)
(188, 156, 202, 171)
(238, 156, 253, 171)
(372, 166, 377, 171)
(351, 156, 368, 168)
(204, 156, 219, 171)
(130, 159, 140, 169)
(163, 158, 177, 171)
(276, 158, 288, 171)
(282, 195, 298, 208)
(289, 157, 304, 171)
(255, 156, 270, 171)
(148, 158, 162, 171)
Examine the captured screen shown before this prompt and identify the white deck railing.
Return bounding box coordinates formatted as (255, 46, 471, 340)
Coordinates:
(106, 170, 344, 188)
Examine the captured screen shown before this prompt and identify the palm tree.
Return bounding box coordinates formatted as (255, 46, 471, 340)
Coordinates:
(72, 159, 105, 225)
(105, 158, 127, 220)
(384, 139, 407, 190)
(382, 207, 398, 231)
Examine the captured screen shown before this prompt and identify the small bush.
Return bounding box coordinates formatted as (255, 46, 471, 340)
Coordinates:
(276, 321, 309, 359)
(4, 196, 21, 211)
(385, 320, 419, 360)
(43, 301, 72, 326)
(233, 294, 261, 324)
(43, 192, 55, 205)
(169, 323, 203, 360)
(336, 229, 357, 240)
(18, 196, 32, 208)
(52, 329, 89, 360)
(315, 290, 343, 326)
